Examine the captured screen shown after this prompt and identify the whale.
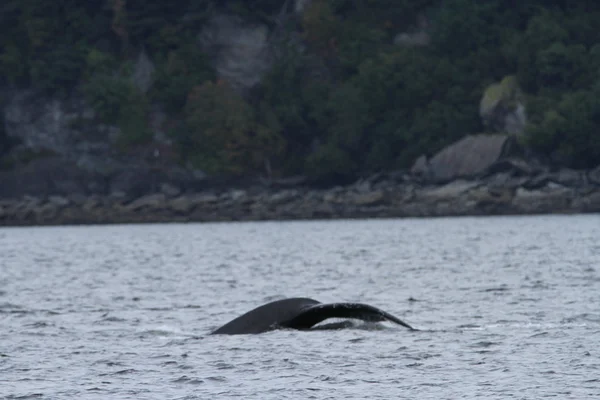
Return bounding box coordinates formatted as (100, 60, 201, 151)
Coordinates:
(211, 297, 415, 334)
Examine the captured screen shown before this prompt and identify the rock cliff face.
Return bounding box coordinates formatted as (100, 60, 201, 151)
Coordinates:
(2, 3, 597, 224)
(199, 14, 273, 92)
(0, 9, 301, 198)
(4, 89, 100, 156)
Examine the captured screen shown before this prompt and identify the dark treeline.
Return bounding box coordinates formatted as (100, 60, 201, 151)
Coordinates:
(1, 0, 600, 183)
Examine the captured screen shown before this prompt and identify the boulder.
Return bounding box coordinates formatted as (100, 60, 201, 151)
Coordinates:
(82, 197, 101, 211)
(48, 195, 70, 207)
(168, 196, 197, 214)
(160, 183, 181, 197)
(468, 186, 513, 207)
(195, 193, 219, 204)
(485, 172, 527, 190)
(512, 185, 572, 212)
(227, 189, 248, 202)
(555, 168, 584, 187)
(322, 187, 346, 204)
(352, 190, 385, 206)
(125, 193, 167, 211)
(425, 134, 511, 182)
(268, 190, 300, 205)
(410, 154, 430, 178)
(33, 202, 58, 220)
(483, 157, 537, 177)
(420, 180, 480, 201)
(579, 191, 600, 212)
(523, 173, 552, 190)
(588, 165, 600, 185)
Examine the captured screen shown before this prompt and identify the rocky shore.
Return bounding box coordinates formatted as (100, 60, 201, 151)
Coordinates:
(2, 163, 600, 227)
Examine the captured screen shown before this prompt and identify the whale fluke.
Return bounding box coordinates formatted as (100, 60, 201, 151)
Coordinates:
(211, 297, 415, 335)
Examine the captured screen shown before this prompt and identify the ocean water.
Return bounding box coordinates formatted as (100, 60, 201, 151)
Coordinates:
(1, 216, 599, 399)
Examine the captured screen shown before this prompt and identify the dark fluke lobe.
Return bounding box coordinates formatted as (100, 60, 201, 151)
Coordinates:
(211, 297, 415, 335)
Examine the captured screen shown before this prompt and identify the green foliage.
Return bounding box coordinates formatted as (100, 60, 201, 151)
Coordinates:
(254, 44, 333, 174)
(0, 0, 113, 89)
(525, 87, 600, 167)
(84, 74, 152, 147)
(83, 48, 152, 148)
(305, 143, 357, 184)
(176, 81, 284, 175)
(151, 41, 215, 114)
(4, 0, 600, 178)
(308, 46, 481, 177)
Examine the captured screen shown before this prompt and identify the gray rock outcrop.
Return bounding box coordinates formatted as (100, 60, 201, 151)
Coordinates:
(4, 90, 94, 155)
(131, 49, 156, 93)
(199, 14, 273, 91)
(394, 15, 431, 47)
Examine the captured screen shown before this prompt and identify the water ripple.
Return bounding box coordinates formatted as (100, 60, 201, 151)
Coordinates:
(1, 216, 600, 398)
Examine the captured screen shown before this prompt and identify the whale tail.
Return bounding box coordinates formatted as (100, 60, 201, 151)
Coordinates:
(211, 298, 415, 335)
(280, 302, 416, 331)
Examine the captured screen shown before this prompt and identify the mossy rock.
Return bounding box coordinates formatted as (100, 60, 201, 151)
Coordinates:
(480, 75, 527, 135)
(480, 75, 521, 115)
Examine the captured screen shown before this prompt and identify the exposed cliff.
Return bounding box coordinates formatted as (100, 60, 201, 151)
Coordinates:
(2, 1, 600, 207)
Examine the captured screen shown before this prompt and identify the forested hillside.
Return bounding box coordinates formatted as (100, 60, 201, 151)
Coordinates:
(1, 0, 600, 183)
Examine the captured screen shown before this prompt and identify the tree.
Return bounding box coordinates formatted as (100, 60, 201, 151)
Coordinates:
(180, 81, 284, 176)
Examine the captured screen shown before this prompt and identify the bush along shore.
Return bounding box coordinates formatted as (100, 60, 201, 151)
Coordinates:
(2, 165, 600, 227)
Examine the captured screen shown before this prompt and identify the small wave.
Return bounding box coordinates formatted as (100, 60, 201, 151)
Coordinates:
(144, 307, 174, 311)
(26, 320, 47, 327)
(212, 362, 235, 370)
(114, 368, 138, 375)
(100, 316, 127, 322)
(173, 375, 204, 384)
(529, 331, 549, 338)
(470, 341, 500, 348)
(457, 323, 481, 329)
(137, 325, 191, 338)
(99, 368, 138, 376)
(480, 286, 510, 293)
(0, 302, 28, 314)
(92, 360, 125, 367)
(5, 394, 44, 399)
(140, 329, 178, 336)
(182, 304, 203, 309)
(561, 313, 600, 324)
(206, 376, 227, 382)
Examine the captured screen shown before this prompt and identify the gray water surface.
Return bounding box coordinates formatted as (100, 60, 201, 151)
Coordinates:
(1, 216, 600, 399)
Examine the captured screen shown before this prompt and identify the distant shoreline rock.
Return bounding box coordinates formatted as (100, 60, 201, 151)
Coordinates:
(2, 166, 599, 227)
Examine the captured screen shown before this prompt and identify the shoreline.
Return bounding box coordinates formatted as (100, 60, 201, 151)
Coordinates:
(2, 173, 599, 227)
